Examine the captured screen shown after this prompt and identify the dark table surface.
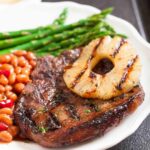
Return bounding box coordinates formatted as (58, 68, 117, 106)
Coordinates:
(42, 0, 150, 149)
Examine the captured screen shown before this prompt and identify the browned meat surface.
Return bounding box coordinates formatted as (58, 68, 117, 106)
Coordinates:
(14, 48, 144, 148)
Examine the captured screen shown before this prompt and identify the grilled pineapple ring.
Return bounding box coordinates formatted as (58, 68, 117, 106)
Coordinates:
(63, 36, 141, 100)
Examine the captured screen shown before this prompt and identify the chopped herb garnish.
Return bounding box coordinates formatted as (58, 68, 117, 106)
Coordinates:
(37, 107, 47, 113)
(38, 127, 48, 134)
(84, 109, 91, 113)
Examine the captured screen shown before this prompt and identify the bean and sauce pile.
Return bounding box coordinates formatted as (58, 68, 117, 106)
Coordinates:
(0, 50, 36, 142)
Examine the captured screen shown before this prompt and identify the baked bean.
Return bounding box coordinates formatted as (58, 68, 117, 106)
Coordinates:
(0, 64, 14, 74)
(21, 67, 30, 75)
(0, 75, 8, 85)
(5, 85, 12, 92)
(26, 52, 36, 60)
(16, 74, 29, 83)
(0, 131, 12, 142)
(0, 85, 5, 93)
(26, 64, 32, 70)
(0, 108, 13, 115)
(29, 60, 36, 67)
(0, 55, 11, 64)
(13, 50, 27, 56)
(9, 93, 17, 102)
(0, 51, 37, 143)
(10, 55, 18, 67)
(8, 73, 16, 85)
(9, 53, 15, 59)
(15, 67, 22, 74)
(14, 83, 25, 93)
(0, 114, 12, 125)
(0, 56, 6, 64)
(5, 91, 17, 102)
(5, 91, 12, 98)
(8, 126, 19, 137)
(0, 94, 3, 101)
(18, 56, 28, 67)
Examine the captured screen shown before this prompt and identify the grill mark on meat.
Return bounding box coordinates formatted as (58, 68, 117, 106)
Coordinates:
(71, 38, 103, 88)
(80, 91, 142, 129)
(48, 91, 66, 109)
(64, 90, 143, 143)
(46, 113, 61, 130)
(116, 56, 138, 90)
(65, 104, 80, 120)
(17, 106, 38, 134)
(32, 84, 45, 104)
(111, 38, 126, 58)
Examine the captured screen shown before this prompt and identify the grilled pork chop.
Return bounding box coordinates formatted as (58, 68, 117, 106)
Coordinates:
(14, 49, 144, 148)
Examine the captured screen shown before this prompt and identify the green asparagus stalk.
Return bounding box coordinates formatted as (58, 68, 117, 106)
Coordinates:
(36, 25, 125, 56)
(46, 32, 123, 57)
(36, 23, 104, 54)
(0, 28, 41, 40)
(52, 8, 68, 26)
(4, 26, 90, 51)
(88, 7, 113, 20)
(0, 8, 68, 40)
(0, 20, 98, 49)
(35, 31, 109, 57)
(0, 21, 93, 49)
(0, 8, 112, 49)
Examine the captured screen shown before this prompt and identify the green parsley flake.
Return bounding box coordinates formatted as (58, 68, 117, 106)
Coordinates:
(37, 107, 47, 113)
(84, 109, 91, 113)
(38, 127, 48, 134)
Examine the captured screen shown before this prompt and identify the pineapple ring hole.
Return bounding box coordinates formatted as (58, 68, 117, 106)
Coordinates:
(92, 58, 114, 75)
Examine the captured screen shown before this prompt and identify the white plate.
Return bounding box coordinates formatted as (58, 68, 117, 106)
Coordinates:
(0, 1, 150, 150)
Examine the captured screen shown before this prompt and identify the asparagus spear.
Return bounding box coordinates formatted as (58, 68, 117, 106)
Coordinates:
(35, 31, 109, 57)
(5, 26, 90, 51)
(88, 7, 113, 20)
(0, 8, 68, 40)
(0, 28, 41, 40)
(46, 31, 123, 57)
(52, 8, 68, 26)
(10, 21, 111, 51)
(36, 25, 125, 56)
(0, 8, 112, 49)
(36, 23, 104, 54)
